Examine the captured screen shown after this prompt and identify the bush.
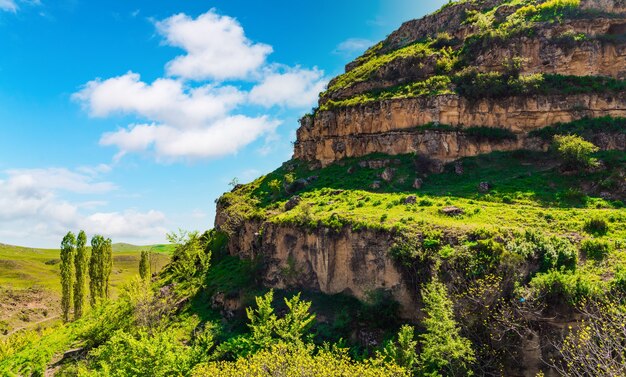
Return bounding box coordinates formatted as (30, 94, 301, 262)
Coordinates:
(583, 216, 609, 236)
(418, 278, 475, 376)
(540, 236, 578, 272)
(466, 238, 505, 276)
(193, 342, 408, 377)
(580, 239, 611, 260)
(381, 325, 418, 373)
(553, 134, 599, 170)
(507, 230, 577, 272)
(529, 270, 602, 304)
(87, 328, 207, 376)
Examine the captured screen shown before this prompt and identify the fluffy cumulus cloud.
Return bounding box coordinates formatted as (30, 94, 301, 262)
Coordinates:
(0, 168, 167, 245)
(99, 116, 279, 160)
(73, 72, 245, 127)
(74, 9, 328, 162)
(249, 67, 327, 108)
(156, 10, 272, 81)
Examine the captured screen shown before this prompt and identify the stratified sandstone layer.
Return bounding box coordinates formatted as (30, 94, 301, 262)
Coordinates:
(295, 93, 626, 165)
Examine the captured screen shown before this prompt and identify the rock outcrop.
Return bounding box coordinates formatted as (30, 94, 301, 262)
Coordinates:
(293, 0, 626, 166)
(295, 93, 626, 165)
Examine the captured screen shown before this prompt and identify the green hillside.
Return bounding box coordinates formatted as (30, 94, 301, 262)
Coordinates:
(0, 243, 172, 338)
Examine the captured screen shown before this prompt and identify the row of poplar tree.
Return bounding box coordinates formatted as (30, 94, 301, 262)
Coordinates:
(60, 231, 152, 322)
(60, 231, 112, 322)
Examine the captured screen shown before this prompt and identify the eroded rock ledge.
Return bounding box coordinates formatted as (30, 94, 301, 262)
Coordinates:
(295, 93, 626, 166)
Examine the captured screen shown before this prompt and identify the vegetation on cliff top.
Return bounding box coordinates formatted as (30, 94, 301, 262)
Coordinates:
(320, 0, 626, 111)
(320, 72, 626, 110)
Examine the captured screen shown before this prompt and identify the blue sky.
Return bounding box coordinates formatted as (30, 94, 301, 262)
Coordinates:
(0, 0, 448, 247)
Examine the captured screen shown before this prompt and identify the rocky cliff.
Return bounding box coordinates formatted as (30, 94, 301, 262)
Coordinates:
(293, 0, 626, 166)
(213, 1, 626, 375)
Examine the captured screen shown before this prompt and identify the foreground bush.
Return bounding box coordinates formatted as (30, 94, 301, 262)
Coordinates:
(192, 343, 408, 377)
(580, 239, 611, 261)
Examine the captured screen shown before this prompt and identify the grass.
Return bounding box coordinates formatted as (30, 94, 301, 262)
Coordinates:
(0, 242, 172, 337)
(320, 73, 626, 110)
(324, 41, 436, 95)
(529, 116, 626, 140)
(0, 242, 173, 292)
(220, 150, 626, 240)
(216, 149, 626, 311)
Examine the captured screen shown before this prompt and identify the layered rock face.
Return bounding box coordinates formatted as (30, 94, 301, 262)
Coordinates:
(293, 0, 626, 166)
(296, 93, 626, 165)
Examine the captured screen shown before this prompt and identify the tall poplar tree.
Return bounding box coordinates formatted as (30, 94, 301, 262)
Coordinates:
(103, 237, 113, 298)
(60, 231, 76, 322)
(73, 230, 88, 319)
(139, 250, 150, 281)
(89, 235, 104, 307)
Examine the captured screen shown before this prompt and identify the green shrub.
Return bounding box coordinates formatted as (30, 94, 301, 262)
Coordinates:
(611, 270, 626, 292)
(540, 236, 578, 272)
(529, 269, 603, 304)
(381, 325, 419, 373)
(580, 239, 611, 260)
(553, 134, 599, 170)
(193, 342, 408, 377)
(506, 230, 577, 272)
(86, 328, 208, 376)
(583, 216, 609, 236)
(466, 238, 505, 276)
(418, 278, 475, 375)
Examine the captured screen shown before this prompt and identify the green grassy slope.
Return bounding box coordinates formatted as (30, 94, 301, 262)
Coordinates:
(0, 243, 173, 336)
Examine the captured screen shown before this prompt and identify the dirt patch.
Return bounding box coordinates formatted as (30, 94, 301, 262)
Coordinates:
(113, 255, 138, 262)
(0, 259, 19, 268)
(0, 287, 60, 337)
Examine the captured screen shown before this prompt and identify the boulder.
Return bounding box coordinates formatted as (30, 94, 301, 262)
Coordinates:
(371, 180, 382, 189)
(413, 178, 424, 189)
(454, 161, 464, 175)
(478, 182, 491, 193)
(285, 178, 308, 194)
(285, 195, 301, 211)
(381, 167, 396, 182)
(441, 206, 464, 216)
(404, 195, 417, 204)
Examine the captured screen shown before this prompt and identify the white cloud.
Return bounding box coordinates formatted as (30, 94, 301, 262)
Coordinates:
(100, 116, 279, 160)
(0, 168, 167, 246)
(0, 0, 17, 12)
(75, 71, 281, 160)
(74, 9, 327, 162)
(156, 10, 272, 81)
(5, 167, 116, 194)
(249, 66, 327, 108)
(333, 38, 374, 55)
(74, 72, 244, 128)
(84, 210, 166, 239)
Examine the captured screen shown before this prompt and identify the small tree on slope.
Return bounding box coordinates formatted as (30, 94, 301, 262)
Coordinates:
(418, 277, 475, 376)
(139, 250, 150, 280)
(74, 230, 88, 319)
(60, 231, 76, 322)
